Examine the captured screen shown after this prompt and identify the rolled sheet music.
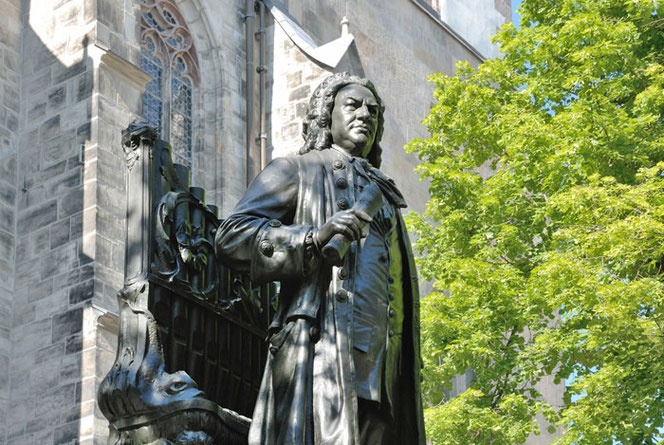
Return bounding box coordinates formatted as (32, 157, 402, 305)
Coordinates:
(322, 182, 383, 266)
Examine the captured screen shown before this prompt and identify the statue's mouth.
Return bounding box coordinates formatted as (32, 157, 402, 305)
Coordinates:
(192, 389, 206, 399)
(352, 124, 372, 134)
(167, 387, 206, 401)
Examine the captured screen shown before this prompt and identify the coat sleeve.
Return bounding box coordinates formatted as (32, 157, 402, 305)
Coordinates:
(215, 156, 317, 284)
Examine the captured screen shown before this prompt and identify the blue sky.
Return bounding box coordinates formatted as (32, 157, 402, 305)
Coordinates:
(512, 0, 522, 28)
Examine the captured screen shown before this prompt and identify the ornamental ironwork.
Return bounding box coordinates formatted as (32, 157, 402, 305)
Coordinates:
(98, 123, 274, 444)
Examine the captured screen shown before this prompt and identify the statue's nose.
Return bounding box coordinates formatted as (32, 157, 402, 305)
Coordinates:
(356, 103, 370, 119)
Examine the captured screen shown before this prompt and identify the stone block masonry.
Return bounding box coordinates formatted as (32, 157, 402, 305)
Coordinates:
(6, 0, 143, 441)
(0, 0, 21, 442)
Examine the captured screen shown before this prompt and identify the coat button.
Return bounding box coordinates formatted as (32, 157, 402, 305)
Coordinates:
(388, 276, 395, 284)
(268, 219, 282, 227)
(259, 240, 274, 257)
(335, 177, 348, 189)
(333, 159, 344, 170)
(389, 308, 396, 318)
(389, 329, 395, 337)
(389, 294, 395, 301)
(337, 198, 349, 210)
(335, 289, 348, 301)
(337, 268, 348, 280)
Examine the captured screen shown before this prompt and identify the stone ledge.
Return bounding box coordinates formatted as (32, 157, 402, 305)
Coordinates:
(97, 44, 152, 93)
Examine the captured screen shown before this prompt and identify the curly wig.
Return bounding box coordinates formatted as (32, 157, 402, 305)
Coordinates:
(298, 72, 385, 168)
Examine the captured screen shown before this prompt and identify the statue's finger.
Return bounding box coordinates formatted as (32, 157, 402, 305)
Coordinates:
(353, 209, 373, 223)
(332, 222, 355, 240)
(339, 220, 361, 241)
(337, 214, 361, 229)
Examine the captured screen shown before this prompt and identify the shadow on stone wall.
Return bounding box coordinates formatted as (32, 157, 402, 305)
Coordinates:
(7, 0, 112, 442)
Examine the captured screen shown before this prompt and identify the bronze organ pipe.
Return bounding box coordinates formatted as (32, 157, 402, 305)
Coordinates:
(206, 205, 219, 299)
(189, 186, 205, 292)
(173, 164, 190, 283)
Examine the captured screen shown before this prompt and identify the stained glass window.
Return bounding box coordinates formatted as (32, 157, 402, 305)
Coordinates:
(139, 0, 199, 169)
(140, 37, 163, 128)
(171, 68, 193, 165)
(162, 9, 178, 26)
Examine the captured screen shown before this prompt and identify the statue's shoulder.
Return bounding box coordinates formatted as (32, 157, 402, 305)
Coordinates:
(263, 154, 300, 172)
(296, 148, 335, 166)
(265, 149, 334, 176)
(264, 149, 334, 177)
(263, 150, 330, 174)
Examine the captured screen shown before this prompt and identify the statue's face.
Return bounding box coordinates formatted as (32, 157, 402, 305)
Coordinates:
(330, 84, 379, 158)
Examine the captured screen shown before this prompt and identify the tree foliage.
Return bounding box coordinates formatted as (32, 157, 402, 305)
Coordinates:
(407, 1, 664, 443)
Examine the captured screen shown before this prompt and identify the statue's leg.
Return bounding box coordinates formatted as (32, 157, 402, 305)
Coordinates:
(357, 398, 395, 445)
(269, 317, 315, 444)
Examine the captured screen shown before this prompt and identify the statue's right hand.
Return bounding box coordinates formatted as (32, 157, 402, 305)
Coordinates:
(317, 209, 371, 246)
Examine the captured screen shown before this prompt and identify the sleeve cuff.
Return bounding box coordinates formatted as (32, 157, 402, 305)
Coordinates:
(249, 219, 314, 283)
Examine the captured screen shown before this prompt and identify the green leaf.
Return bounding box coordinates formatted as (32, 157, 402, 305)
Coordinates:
(411, 1, 664, 443)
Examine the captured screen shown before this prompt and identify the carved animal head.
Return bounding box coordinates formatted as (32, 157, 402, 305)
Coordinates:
(137, 309, 206, 408)
(139, 364, 205, 408)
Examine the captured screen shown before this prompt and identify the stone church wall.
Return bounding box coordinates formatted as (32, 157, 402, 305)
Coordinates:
(7, 0, 150, 441)
(0, 0, 21, 442)
(2, 0, 254, 441)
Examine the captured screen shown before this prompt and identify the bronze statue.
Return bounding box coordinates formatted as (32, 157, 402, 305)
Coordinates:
(215, 72, 425, 445)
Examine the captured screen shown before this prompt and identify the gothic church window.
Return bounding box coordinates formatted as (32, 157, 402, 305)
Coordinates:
(139, 0, 199, 168)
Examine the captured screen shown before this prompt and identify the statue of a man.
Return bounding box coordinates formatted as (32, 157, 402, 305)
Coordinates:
(215, 72, 425, 445)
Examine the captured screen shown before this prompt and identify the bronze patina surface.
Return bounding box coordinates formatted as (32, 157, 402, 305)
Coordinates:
(215, 73, 425, 445)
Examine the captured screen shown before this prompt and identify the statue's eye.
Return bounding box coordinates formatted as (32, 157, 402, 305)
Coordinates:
(167, 380, 188, 394)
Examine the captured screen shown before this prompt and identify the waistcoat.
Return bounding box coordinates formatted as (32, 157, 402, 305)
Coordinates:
(346, 160, 405, 411)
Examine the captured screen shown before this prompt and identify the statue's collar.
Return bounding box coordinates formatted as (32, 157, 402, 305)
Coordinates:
(331, 144, 371, 169)
(330, 145, 407, 209)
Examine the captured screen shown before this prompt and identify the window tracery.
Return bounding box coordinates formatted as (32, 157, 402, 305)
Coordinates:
(139, 0, 199, 167)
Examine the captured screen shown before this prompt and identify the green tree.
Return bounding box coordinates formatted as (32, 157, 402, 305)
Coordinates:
(407, 1, 664, 443)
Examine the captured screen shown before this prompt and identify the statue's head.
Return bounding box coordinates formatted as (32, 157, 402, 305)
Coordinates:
(300, 72, 385, 167)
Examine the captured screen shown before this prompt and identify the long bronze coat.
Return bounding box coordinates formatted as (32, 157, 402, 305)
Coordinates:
(215, 147, 425, 445)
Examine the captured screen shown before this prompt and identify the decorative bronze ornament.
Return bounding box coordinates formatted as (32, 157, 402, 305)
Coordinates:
(99, 123, 274, 444)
